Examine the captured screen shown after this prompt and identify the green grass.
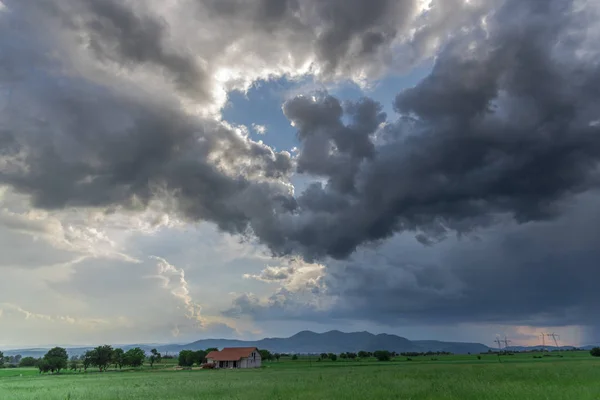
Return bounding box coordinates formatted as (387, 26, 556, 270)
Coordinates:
(1, 352, 599, 399)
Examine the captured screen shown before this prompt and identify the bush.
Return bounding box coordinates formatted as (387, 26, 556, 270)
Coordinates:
(477, 355, 482, 360)
(590, 347, 600, 357)
(19, 357, 38, 367)
(178, 350, 195, 367)
(374, 351, 392, 362)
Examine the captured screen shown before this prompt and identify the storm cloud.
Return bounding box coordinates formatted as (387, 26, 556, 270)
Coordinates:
(1, 0, 600, 348)
(1, 0, 600, 261)
(272, 0, 600, 259)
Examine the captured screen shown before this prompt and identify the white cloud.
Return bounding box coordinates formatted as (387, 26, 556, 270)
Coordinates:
(251, 123, 267, 135)
(150, 256, 203, 323)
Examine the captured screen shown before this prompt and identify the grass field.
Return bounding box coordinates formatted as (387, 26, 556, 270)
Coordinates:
(1, 352, 599, 399)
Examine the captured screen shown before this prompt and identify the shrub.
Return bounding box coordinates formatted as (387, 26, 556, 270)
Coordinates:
(590, 347, 600, 357)
(477, 355, 482, 360)
(373, 351, 392, 362)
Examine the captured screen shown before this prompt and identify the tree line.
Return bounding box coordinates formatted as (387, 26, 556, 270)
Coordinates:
(0, 346, 163, 373)
(7, 346, 596, 372)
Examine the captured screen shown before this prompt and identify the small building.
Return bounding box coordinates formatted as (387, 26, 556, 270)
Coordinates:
(205, 347, 262, 369)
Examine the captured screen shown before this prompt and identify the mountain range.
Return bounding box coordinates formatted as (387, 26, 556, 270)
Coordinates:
(164, 330, 490, 355)
(4, 330, 588, 358)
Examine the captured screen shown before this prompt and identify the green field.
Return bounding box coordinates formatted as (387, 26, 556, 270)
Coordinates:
(1, 352, 599, 399)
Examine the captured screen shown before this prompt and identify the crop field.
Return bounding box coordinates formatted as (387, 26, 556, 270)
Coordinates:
(1, 352, 599, 399)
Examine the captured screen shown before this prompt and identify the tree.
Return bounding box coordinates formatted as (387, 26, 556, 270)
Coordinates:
(124, 348, 145, 368)
(329, 353, 337, 361)
(259, 349, 273, 361)
(358, 351, 370, 358)
(193, 350, 207, 366)
(19, 357, 37, 367)
(112, 348, 125, 369)
(37, 359, 50, 374)
(82, 350, 94, 371)
(346, 352, 357, 360)
(149, 348, 162, 367)
(69, 359, 78, 371)
(591, 347, 600, 357)
(274, 353, 281, 361)
(205, 347, 218, 353)
(43, 347, 68, 373)
(291, 354, 298, 360)
(374, 350, 392, 362)
(91, 345, 113, 372)
(12, 354, 22, 365)
(319, 353, 328, 360)
(339, 353, 347, 359)
(0, 351, 4, 367)
(178, 350, 195, 367)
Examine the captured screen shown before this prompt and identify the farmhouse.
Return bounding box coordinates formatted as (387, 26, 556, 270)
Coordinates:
(205, 347, 262, 369)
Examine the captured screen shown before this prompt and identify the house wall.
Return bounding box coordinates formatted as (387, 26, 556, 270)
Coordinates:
(241, 350, 261, 368)
(207, 349, 262, 369)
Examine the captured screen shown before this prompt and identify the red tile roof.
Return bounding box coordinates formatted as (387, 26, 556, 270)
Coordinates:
(206, 347, 258, 361)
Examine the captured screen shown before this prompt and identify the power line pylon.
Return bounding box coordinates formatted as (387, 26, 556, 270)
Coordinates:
(494, 336, 503, 351)
(548, 333, 561, 352)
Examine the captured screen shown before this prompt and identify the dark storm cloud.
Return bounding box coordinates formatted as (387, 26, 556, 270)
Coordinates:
(0, 3, 293, 236)
(1, 0, 600, 265)
(309, 0, 416, 75)
(264, 0, 600, 259)
(224, 192, 600, 331)
(195, 0, 433, 76)
(283, 94, 385, 194)
(17, 0, 211, 101)
(324, 192, 600, 328)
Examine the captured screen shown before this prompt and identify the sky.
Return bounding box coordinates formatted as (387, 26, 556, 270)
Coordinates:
(0, 0, 599, 349)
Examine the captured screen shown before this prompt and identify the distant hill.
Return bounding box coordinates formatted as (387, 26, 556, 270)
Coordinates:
(6, 330, 591, 358)
(157, 330, 490, 355)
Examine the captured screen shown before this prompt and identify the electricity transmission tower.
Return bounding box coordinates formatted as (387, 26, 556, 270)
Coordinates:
(547, 333, 561, 352)
(503, 336, 512, 349)
(494, 336, 503, 351)
(540, 333, 546, 352)
(540, 333, 561, 353)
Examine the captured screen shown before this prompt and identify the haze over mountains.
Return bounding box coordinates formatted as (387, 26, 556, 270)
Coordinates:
(6, 330, 590, 359)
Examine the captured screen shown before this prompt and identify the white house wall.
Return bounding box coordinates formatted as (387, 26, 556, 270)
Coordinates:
(205, 350, 262, 369)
